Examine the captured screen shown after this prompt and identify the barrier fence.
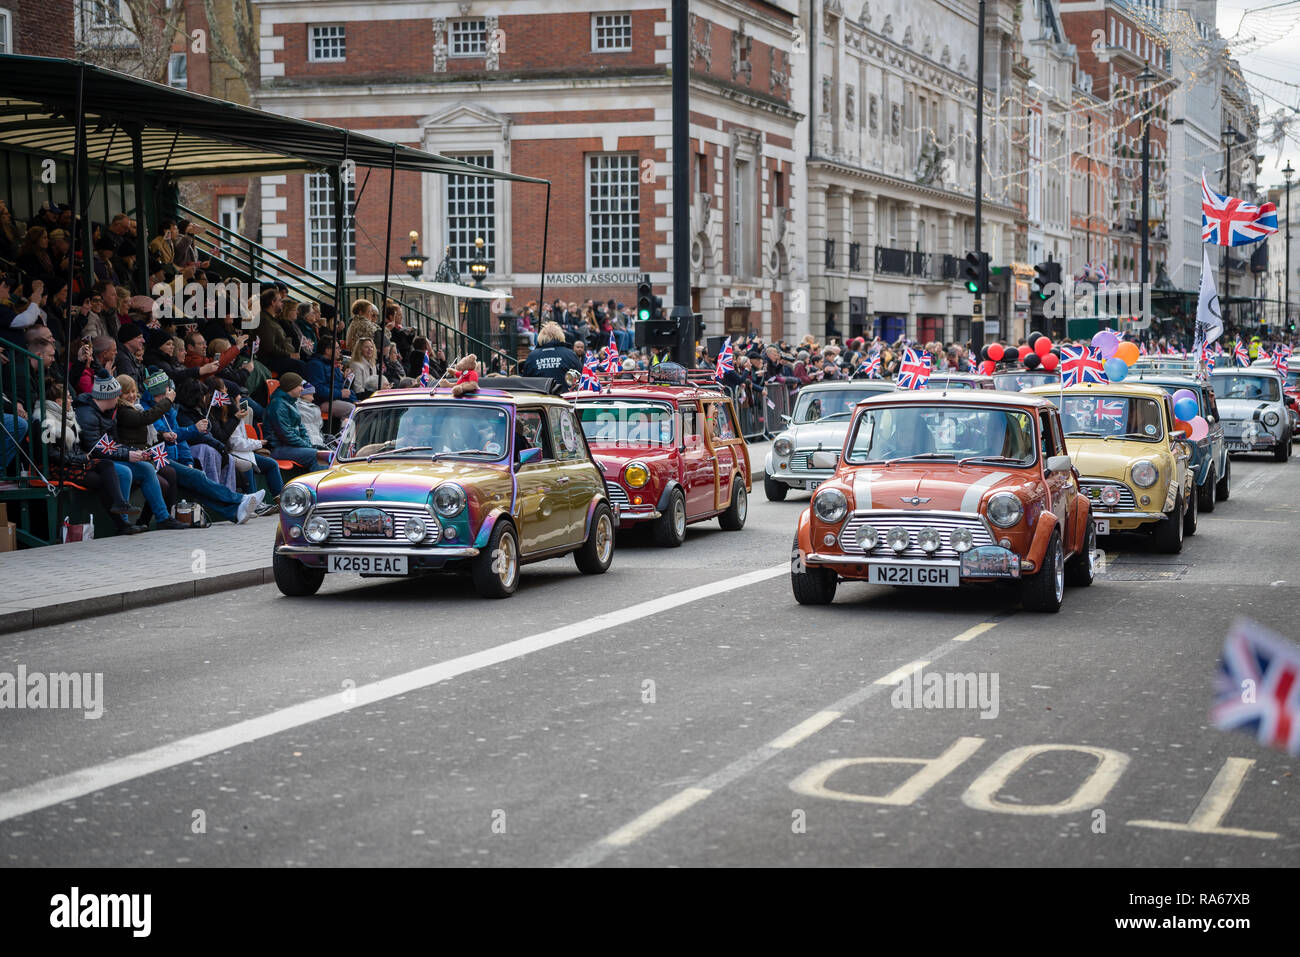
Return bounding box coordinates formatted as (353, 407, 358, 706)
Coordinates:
(727, 379, 793, 441)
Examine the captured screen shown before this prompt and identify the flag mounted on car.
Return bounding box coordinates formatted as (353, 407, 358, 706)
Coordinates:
(1060, 345, 1107, 386)
(895, 347, 931, 390)
(713, 337, 734, 383)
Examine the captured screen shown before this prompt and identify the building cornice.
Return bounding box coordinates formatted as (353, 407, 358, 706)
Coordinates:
(807, 156, 1019, 218)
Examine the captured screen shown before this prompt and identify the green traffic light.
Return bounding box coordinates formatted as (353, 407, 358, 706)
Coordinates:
(637, 308, 650, 321)
(965, 281, 979, 293)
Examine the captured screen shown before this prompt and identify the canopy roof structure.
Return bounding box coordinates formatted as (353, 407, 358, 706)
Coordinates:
(0, 55, 548, 184)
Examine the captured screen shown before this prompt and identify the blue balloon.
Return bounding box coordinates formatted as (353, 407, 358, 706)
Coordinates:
(1104, 357, 1128, 381)
(1174, 397, 1199, 420)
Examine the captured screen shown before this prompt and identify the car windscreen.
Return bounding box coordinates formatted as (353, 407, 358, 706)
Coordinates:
(1210, 374, 1280, 402)
(921, 377, 975, 390)
(1045, 394, 1165, 442)
(993, 372, 1058, 391)
(844, 405, 1037, 466)
(791, 389, 884, 423)
(1286, 369, 1298, 388)
(577, 401, 675, 446)
(337, 403, 510, 461)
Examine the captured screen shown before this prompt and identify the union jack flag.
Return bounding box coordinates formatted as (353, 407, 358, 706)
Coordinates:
(1095, 398, 1125, 421)
(1211, 618, 1300, 756)
(1233, 340, 1249, 367)
(145, 442, 168, 472)
(895, 347, 932, 390)
(861, 350, 882, 379)
(92, 433, 119, 456)
(966, 353, 978, 373)
(419, 353, 431, 387)
(1097, 262, 1108, 287)
(603, 330, 621, 374)
(578, 353, 602, 392)
(1202, 345, 1216, 372)
(1139, 342, 1148, 356)
(209, 390, 231, 409)
(1060, 345, 1108, 386)
(1274, 345, 1292, 375)
(714, 337, 734, 383)
(1202, 171, 1279, 246)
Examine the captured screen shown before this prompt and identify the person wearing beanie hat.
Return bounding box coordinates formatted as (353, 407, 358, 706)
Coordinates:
(115, 321, 147, 386)
(279, 371, 303, 392)
(266, 371, 328, 470)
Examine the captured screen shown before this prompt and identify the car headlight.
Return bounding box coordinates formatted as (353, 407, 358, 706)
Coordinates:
(917, 527, 942, 554)
(986, 492, 1023, 528)
(886, 526, 911, 553)
(1131, 460, 1158, 488)
(1100, 486, 1120, 507)
(303, 515, 329, 543)
(813, 487, 848, 523)
(404, 515, 428, 543)
(773, 437, 794, 457)
(855, 523, 879, 551)
(1263, 410, 1280, 427)
(950, 528, 974, 553)
(624, 462, 650, 488)
(281, 483, 312, 517)
(433, 483, 466, 517)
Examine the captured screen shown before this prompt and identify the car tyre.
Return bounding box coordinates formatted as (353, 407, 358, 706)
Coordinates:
(652, 488, 687, 547)
(719, 479, 747, 531)
(472, 521, 519, 598)
(273, 548, 325, 597)
(764, 472, 789, 501)
(1183, 481, 1198, 536)
(1064, 513, 1096, 587)
(790, 538, 837, 605)
(1153, 492, 1185, 554)
(1198, 465, 1217, 513)
(1216, 457, 1231, 500)
(1022, 529, 1064, 613)
(1275, 431, 1292, 462)
(574, 504, 615, 575)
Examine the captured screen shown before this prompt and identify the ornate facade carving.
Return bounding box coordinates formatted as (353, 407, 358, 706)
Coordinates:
(732, 22, 753, 83)
(882, 15, 893, 37)
(485, 15, 500, 71)
(858, 1, 871, 26)
(869, 94, 879, 133)
(689, 13, 712, 70)
(890, 103, 901, 139)
(433, 18, 447, 73)
(845, 84, 855, 125)
(902, 25, 913, 47)
(769, 49, 789, 95)
(823, 0, 843, 33)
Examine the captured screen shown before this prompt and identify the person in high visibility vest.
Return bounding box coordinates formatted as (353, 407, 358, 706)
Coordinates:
(1249, 336, 1262, 360)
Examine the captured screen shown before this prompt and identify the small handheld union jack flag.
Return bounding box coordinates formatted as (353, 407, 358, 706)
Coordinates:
(208, 390, 231, 415)
(1139, 342, 1148, 357)
(604, 330, 621, 374)
(966, 353, 979, 373)
(419, 353, 431, 387)
(895, 347, 932, 390)
(1233, 340, 1249, 367)
(1274, 344, 1292, 375)
(1211, 618, 1300, 755)
(862, 350, 882, 379)
(1095, 398, 1125, 421)
(145, 442, 168, 472)
(1201, 344, 1216, 372)
(92, 433, 119, 456)
(714, 337, 734, 383)
(1060, 345, 1107, 386)
(578, 353, 602, 392)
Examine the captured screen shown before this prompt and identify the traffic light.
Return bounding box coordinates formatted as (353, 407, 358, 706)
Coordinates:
(693, 313, 705, 340)
(1033, 261, 1051, 300)
(651, 293, 664, 321)
(963, 251, 990, 294)
(636, 281, 653, 322)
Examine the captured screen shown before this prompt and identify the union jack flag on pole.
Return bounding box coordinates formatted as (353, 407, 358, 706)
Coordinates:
(1274, 345, 1292, 375)
(207, 390, 231, 415)
(604, 330, 621, 374)
(1211, 618, 1300, 756)
(966, 353, 979, 373)
(895, 347, 932, 390)
(578, 353, 602, 392)
(1201, 344, 1216, 373)
(419, 353, 431, 387)
(1233, 340, 1249, 367)
(1060, 345, 1108, 386)
(1202, 170, 1279, 246)
(713, 337, 734, 383)
(861, 350, 882, 379)
(145, 442, 168, 472)
(92, 433, 119, 456)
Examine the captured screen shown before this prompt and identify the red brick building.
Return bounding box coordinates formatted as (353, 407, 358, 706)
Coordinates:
(253, 1, 801, 339)
(5, 0, 74, 56)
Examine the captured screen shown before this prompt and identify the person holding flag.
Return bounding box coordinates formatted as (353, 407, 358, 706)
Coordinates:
(714, 337, 735, 384)
(578, 352, 603, 392)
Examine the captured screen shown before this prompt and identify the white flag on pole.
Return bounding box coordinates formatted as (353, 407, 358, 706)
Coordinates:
(1195, 246, 1223, 348)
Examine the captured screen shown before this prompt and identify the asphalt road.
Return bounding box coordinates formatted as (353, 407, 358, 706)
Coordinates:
(1, 453, 1298, 867)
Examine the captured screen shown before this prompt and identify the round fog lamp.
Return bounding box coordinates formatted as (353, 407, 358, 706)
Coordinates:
(856, 523, 879, 551)
(917, 527, 942, 554)
(304, 515, 329, 543)
(822, 533, 837, 547)
(886, 526, 911, 553)
(950, 528, 974, 553)
(1100, 486, 1120, 507)
(404, 516, 427, 543)
(443, 526, 458, 541)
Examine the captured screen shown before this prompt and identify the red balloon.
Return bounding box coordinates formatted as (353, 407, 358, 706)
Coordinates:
(988, 343, 1005, 361)
(1035, 337, 1053, 357)
(980, 359, 997, 375)
(1018, 344, 1032, 361)
(1040, 352, 1059, 372)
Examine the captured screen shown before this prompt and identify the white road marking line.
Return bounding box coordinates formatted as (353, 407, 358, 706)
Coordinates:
(1128, 757, 1279, 840)
(600, 788, 713, 847)
(874, 659, 930, 685)
(952, 622, 997, 643)
(0, 563, 788, 825)
(767, 711, 843, 749)
(559, 620, 1005, 867)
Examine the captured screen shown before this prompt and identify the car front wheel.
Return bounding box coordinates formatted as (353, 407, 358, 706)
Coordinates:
(1022, 529, 1064, 613)
(1065, 513, 1096, 587)
(1153, 492, 1184, 554)
(790, 538, 837, 605)
(764, 472, 789, 501)
(1198, 465, 1217, 513)
(575, 505, 615, 575)
(652, 489, 687, 547)
(273, 549, 325, 597)
(472, 521, 519, 598)
(1216, 457, 1231, 500)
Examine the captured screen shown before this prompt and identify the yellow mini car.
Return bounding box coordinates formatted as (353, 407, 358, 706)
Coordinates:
(1025, 382, 1195, 553)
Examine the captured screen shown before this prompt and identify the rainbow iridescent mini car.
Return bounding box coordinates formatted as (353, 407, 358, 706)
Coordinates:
(274, 383, 613, 598)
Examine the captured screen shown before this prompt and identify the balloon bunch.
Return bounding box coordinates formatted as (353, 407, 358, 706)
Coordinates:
(1090, 330, 1140, 382)
(977, 333, 1060, 376)
(1170, 388, 1209, 442)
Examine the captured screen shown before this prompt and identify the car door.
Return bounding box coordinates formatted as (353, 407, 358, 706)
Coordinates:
(546, 403, 593, 545)
(1162, 396, 1192, 501)
(1040, 408, 1071, 533)
(704, 399, 743, 511)
(1203, 387, 1226, 476)
(513, 407, 569, 555)
(679, 402, 715, 517)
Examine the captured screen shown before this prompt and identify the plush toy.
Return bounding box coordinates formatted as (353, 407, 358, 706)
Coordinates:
(451, 354, 480, 397)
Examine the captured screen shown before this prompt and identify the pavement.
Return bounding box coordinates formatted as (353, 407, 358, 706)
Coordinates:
(0, 439, 772, 636)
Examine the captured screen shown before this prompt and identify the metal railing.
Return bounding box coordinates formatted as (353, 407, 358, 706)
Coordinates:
(726, 379, 792, 441)
(1, 340, 57, 547)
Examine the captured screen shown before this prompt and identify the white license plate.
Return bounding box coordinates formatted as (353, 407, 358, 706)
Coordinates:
(328, 554, 408, 575)
(1094, 519, 1110, 535)
(807, 480, 823, 491)
(868, 563, 956, 587)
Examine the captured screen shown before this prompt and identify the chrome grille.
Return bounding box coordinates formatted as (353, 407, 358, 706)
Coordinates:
(1078, 481, 1136, 512)
(312, 503, 436, 544)
(789, 450, 833, 472)
(605, 483, 631, 508)
(839, 512, 994, 560)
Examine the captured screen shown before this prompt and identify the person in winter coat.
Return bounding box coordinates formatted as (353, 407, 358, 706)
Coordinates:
(252, 287, 307, 377)
(347, 337, 386, 398)
(41, 379, 141, 533)
(304, 336, 355, 425)
(224, 398, 283, 503)
(265, 373, 328, 470)
(114, 375, 181, 526)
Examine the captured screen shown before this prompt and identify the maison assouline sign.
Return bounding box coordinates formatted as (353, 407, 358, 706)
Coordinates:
(543, 272, 648, 285)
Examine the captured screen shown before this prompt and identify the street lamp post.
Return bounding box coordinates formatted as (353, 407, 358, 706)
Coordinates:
(1285, 160, 1294, 334)
(404, 230, 427, 280)
(1138, 63, 1155, 329)
(467, 236, 493, 351)
(972, 0, 987, 355)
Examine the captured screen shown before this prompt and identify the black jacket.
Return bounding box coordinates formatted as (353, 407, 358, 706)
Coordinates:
(73, 393, 131, 461)
(522, 344, 582, 390)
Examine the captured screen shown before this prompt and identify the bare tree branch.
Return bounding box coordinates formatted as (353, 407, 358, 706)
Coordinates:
(202, 0, 260, 91)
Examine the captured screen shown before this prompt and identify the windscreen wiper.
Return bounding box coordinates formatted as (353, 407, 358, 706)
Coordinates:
(366, 445, 434, 462)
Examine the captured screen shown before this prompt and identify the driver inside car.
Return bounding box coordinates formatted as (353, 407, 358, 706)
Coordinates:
(874, 413, 934, 460)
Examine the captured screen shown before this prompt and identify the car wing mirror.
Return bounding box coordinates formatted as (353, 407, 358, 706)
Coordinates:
(780, 414, 792, 423)
(810, 450, 838, 469)
(1046, 454, 1072, 473)
(515, 447, 541, 470)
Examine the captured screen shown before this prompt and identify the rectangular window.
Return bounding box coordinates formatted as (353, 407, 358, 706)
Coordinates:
(218, 195, 244, 235)
(306, 172, 356, 275)
(592, 13, 632, 52)
(586, 154, 640, 270)
(772, 168, 785, 209)
(0, 10, 10, 53)
(309, 24, 346, 61)
(731, 159, 751, 276)
(450, 19, 487, 56)
(695, 152, 708, 195)
(167, 52, 188, 89)
(445, 154, 496, 278)
(92, 0, 120, 26)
